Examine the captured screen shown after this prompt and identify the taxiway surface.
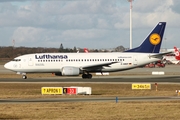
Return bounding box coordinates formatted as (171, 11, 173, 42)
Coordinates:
(0, 75, 180, 83)
(0, 64, 180, 83)
(1, 96, 180, 103)
(1, 64, 180, 103)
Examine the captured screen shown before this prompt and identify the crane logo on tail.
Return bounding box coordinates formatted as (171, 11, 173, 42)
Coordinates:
(149, 33, 161, 45)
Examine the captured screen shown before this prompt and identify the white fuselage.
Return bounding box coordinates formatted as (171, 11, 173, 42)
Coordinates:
(4, 52, 160, 73)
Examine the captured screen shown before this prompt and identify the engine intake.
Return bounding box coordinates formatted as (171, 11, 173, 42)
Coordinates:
(61, 67, 80, 76)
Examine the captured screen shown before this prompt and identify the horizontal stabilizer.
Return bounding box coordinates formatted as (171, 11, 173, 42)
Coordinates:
(149, 51, 172, 58)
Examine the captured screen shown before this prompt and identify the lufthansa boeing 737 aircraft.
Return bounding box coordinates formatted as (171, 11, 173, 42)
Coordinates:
(4, 22, 170, 79)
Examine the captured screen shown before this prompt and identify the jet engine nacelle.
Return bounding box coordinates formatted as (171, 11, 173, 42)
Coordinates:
(61, 66, 80, 76)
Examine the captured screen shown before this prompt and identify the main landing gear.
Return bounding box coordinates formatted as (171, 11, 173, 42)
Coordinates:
(82, 73, 92, 79)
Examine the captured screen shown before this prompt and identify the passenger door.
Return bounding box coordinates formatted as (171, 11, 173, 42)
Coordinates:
(28, 57, 33, 66)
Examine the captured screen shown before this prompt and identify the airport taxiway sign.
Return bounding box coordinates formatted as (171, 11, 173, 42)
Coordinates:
(132, 83, 151, 89)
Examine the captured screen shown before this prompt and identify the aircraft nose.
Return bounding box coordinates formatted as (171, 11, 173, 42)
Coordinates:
(4, 62, 11, 70)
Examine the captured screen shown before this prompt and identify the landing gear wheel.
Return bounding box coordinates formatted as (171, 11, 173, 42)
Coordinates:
(82, 74, 92, 79)
(22, 75, 27, 79)
(87, 74, 92, 79)
(82, 74, 87, 79)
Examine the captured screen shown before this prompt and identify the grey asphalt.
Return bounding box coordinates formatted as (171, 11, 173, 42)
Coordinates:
(1, 64, 180, 103)
(0, 76, 180, 83)
(0, 64, 180, 83)
(1, 64, 180, 75)
(0, 96, 180, 103)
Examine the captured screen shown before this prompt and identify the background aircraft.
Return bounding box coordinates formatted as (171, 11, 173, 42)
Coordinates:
(84, 48, 89, 53)
(163, 47, 180, 64)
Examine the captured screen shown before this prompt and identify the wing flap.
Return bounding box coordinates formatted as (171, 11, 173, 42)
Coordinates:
(81, 62, 117, 70)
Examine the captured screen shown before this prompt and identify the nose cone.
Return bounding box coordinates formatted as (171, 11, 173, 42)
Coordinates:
(4, 62, 11, 70)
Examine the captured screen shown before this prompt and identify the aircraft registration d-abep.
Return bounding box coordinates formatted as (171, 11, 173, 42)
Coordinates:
(4, 22, 170, 79)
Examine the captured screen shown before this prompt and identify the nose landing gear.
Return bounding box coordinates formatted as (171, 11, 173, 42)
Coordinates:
(22, 75, 27, 79)
(19, 72, 27, 79)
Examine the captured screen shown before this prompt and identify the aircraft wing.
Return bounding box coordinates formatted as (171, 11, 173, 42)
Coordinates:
(149, 51, 172, 58)
(81, 62, 117, 70)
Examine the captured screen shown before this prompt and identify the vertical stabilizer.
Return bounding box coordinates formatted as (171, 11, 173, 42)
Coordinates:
(174, 47, 180, 60)
(84, 48, 89, 53)
(125, 22, 166, 53)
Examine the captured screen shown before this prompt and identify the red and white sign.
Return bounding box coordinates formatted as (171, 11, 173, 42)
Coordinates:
(67, 88, 77, 94)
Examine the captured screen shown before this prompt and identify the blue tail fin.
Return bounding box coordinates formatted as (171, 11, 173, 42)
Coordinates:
(125, 22, 166, 53)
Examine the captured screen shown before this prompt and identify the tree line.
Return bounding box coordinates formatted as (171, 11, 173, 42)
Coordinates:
(0, 43, 126, 61)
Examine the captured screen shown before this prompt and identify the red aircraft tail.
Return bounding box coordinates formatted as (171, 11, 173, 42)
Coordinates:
(174, 46, 180, 60)
(84, 48, 89, 53)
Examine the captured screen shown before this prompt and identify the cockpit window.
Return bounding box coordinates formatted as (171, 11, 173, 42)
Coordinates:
(13, 59, 21, 62)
